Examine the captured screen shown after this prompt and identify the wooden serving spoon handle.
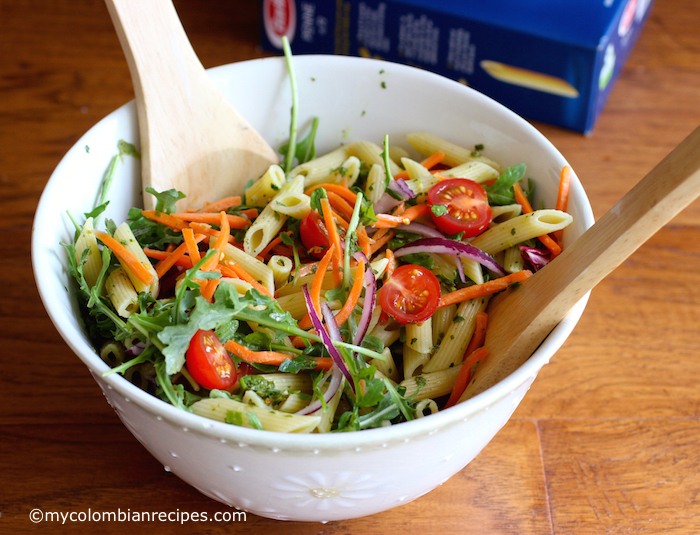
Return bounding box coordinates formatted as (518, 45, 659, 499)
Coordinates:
(104, 0, 279, 211)
(461, 125, 700, 401)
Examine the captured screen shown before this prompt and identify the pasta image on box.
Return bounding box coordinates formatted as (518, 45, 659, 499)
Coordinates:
(260, 0, 654, 133)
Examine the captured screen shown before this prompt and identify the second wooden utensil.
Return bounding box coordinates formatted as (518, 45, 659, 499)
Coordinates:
(461, 125, 700, 402)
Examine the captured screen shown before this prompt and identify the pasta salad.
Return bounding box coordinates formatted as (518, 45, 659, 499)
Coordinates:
(64, 131, 573, 433)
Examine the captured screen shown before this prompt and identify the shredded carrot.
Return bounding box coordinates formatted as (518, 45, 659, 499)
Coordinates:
(182, 228, 202, 264)
(198, 211, 230, 274)
(223, 261, 272, 297)
(327, 191, 355, 221)
(320, 198, 343, 286)
(464, 311, 488, 357)
(552, 166, 571, 244)
(400, 203, 431, 223)
(171, 212, 250, 229)
(298, 261, 320, 278)
(140, 210, 190, 231)
(299, 243, 335, 330)
(93, 230, 154, 286)
(199, 278, 220, 302)
(444, 347, 488, 408)
(370, 231, 394, 254)
(357, 225, 371, 258)
(305, 183, 358, 206)
(438, 270, 532, 309)
(372, 213, 410, 228)
(513, 182, 562, 257)
(333, 257, 366, 327)
(145, 246, 195, 275)
(391, 202, 406, 217)
(385, 249, 395, 280)
(224, 339, 333, 370)
(149, 238, 200, 278)
(258, 232, 288, 259)
(239, 208, 259, 219)
(195, 195, 241, 213)
(331, 210, 350, 230)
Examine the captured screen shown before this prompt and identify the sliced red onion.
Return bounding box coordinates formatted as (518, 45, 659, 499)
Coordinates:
(295, 366, 344, 415)
(301, 284, 354, 388)
(394, 237, 506, 277)
(519, 246, 551, 271)
(387, 178, 415, 200)
(373, 192, 403, 214)
(396, 222, 443, 239)
(352, 251, 376, 347)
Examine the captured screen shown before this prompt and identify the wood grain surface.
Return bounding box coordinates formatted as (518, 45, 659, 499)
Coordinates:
(2, 1, 699, 533)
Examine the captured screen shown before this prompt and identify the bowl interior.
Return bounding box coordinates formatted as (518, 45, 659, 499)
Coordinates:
(32, 55, 594, 448)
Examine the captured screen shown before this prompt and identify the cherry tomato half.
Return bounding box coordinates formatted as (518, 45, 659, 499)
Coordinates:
(299, 210, 329, 257)
(428, 178, 492, 237)
(186, 329, 237, 390)
(379, 264, 441, 324)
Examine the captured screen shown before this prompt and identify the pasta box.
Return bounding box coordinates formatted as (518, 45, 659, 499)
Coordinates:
(259, 0, 654, 134)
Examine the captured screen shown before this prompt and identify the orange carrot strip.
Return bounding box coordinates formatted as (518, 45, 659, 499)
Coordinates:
(327, 191, 355, 221)
(513, 182, 562, 257)
(93, 230, 154, 286)
(320, 198, 343, 286)
(140, 210, 190, 231)
(171, 212, 250, 229)
(223, 261, 272, 297)
(195, 196, 242, 213)
(298, 243, 335, 330)
(385, 249, 395, 280)
(224, 339, 333, 370)
(464, 311, 488, 357)
(333, 257, 366, 327)
(552, 166, 572, 244)
(420, 149, 446, 170)
(357, 225, 371, 258)
(182, 228, 202, 264)
(372, 213, 411, 229)
(438, 270, 533, 309)
(369, 231, 394, 254)
(305, 183, 357, 206)
(298, 261, 320, 278)
(444, 346, 488, 408)
(258, 233, 288, 259)
(239, 208, 259, 219)
(331, 210, 350, 230)
(199, 278, 220, 302)
(401, 203, 431, 223)
(145, 246, 195, 275)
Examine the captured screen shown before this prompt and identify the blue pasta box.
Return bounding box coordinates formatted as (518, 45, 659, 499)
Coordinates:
(259, 0, 654, 134)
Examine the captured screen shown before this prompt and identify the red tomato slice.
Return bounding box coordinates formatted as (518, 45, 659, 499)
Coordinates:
(428, 178, 492, 237)
(379, 264, 440, 324)
(299, 210, 329, 257)
(186, 329, 238, 390)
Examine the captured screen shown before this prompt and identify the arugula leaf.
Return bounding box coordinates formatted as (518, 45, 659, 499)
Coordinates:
(159, 294, 238, 375)
(430, 204, 448, 217)
(278, 354, 321, 373)
(280, 116, 319, 170)
(145, 186, 186, 214)
(309, 187, 328, 212)
(483, 163, 526, 205)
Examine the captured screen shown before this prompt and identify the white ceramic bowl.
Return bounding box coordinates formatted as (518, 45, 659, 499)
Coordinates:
(33, 55, 594, 522)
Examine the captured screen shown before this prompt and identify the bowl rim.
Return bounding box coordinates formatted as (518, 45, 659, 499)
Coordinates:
(32, 54, 594, 450)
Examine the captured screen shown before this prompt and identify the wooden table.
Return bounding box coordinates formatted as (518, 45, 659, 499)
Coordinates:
(3, 1, 699, 533)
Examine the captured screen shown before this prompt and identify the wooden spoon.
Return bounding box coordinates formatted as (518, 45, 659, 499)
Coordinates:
(104, 0, 279, 211)
(460, 125, 700, 402)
